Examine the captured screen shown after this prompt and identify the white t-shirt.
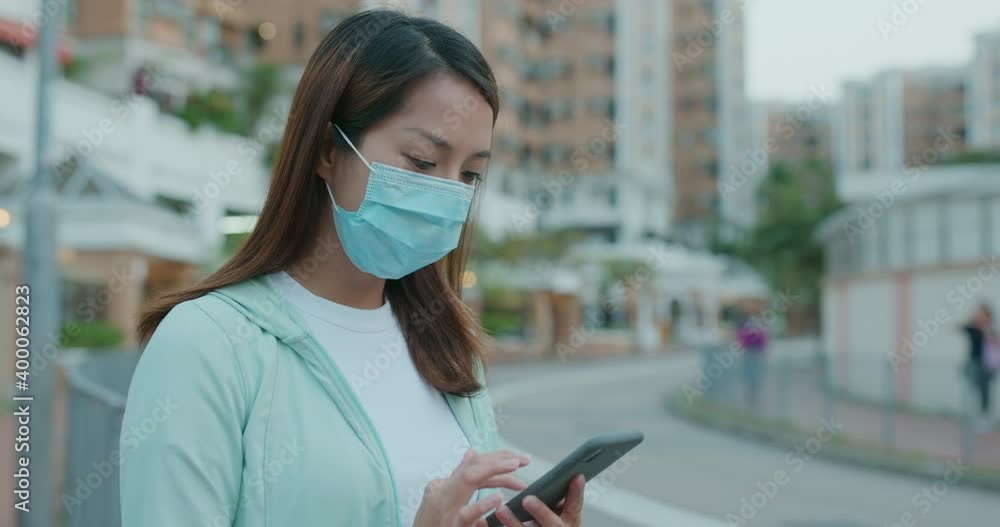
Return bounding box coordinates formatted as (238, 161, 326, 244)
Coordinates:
(269, 272, 470, 526)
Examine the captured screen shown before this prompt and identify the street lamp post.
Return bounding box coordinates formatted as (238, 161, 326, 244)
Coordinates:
(19, 1, 61, 526)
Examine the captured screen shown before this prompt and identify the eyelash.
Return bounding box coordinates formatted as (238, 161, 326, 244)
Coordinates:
(406, 155, 435, 171)
(407, 155, 482, 184)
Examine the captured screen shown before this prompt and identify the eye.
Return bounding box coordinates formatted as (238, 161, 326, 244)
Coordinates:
(406, 155, 435, 171)
(461, 172, 482, 185)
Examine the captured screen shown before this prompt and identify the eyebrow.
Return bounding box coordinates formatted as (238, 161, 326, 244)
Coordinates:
(404, 126, 490, 159)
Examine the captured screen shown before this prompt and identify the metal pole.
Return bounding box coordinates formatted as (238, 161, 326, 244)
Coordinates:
(19, 2, 61, 526)
(959, 369, 974, 465)
(821, 352, 834, 423)
(882, 354, 896, 449)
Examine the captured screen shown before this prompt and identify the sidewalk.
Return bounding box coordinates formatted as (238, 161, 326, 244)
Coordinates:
(715, 359, 1000, 470)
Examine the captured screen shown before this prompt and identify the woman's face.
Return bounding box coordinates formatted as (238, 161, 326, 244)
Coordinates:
(977, 306, 992, 326)
(320, 73, 494, 212)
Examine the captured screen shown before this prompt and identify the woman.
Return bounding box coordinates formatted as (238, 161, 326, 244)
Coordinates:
(962, 303, 997, 432)
(737, 313, 768, 408)
(120, 10, 584, 527)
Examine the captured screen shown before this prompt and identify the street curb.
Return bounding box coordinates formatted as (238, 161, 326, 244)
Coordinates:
(665, 393, 1000, 494)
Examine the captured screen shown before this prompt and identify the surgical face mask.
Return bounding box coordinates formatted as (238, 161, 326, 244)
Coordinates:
(325, 125, 475, 279)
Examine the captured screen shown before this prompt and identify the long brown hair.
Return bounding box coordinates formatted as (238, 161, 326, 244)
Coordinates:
(139, 10, 498, 395)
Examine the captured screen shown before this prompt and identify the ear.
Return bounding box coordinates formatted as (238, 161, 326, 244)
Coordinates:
(317, 122, 338, 184)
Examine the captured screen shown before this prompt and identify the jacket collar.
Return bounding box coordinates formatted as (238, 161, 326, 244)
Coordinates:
(207, 276, 489, 451)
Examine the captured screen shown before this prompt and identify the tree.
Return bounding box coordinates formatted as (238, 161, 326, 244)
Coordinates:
(471, 228, 584, 264)
(242, 62, 282, 134)
(713, 160, 841, 334)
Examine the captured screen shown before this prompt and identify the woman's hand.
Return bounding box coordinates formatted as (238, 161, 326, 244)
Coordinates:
(413, 449, 530, 527)
(493, 474, 585, 527)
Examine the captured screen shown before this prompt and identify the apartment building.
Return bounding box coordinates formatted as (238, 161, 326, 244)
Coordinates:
(241, 0, 359, 70)
(671, 0, 748, 247)
(229, 0, 711, 244)
(64, 0, 255, 101)
(837, 67, 966, 175)
(968, 26, 1000, 149)
(765, 103, 833, 169)
(481, 0, 671, 243)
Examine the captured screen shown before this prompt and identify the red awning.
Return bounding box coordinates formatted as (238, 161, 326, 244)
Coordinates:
(0, 18, 73, 64)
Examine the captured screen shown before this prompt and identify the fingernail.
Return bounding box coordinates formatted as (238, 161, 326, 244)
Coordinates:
(507, 458, 520, 469)
(523, 495, 538, 508)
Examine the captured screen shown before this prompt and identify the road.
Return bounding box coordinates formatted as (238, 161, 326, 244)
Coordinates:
(487, 353, 1000, 527)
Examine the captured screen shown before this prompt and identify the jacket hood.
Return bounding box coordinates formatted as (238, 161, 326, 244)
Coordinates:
(206, 275, 310, 345)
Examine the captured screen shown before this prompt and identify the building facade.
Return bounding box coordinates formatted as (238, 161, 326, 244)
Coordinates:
(837, 67, 967, 176)
(671, 0, 748, 247)
(470, 0, 672, 244)
(65, 0, 256, 101)
(214, 0, 746, 246)
(765, 104, 833, 170)
(817, 164, 1000, 417)
(967, 26, 1000, 149)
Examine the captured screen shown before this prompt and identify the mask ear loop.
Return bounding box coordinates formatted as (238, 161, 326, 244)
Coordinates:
(325, 124, 373, 206)
(334, 124, 372, 170)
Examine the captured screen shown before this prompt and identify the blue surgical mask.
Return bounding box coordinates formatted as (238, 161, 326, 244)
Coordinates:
(325, 125, 475, 279)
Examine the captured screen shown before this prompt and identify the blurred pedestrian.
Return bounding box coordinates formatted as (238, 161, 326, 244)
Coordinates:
(118, 10, 583, 527)
(738, 314, 769, 408)
(962, 303, 998, 432)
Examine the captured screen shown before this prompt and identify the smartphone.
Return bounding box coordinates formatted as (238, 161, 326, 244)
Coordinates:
(484, 431, 644, 527)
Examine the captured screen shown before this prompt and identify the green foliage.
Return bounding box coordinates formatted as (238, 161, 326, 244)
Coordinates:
(176, 89, 243, 134)
(61, 57, 89, 81)
(61, 320, 124, 350)
(264, 141, 281, 170)
(480, 311, 525, 337)
(712, 160, 842, 329)
(173, 62, 282, 139)
(472, 228, 584, 264)
(605, 260, 645, 282)
(243, 62, 282, 134)
(939, 149, 1000, 165)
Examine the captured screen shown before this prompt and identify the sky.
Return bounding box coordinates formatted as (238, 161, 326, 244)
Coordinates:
(746, 0, 1000, 101)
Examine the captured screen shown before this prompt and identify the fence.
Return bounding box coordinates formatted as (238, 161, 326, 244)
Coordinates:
(699, 343, 999, 468)
(62, 351, 140, 527)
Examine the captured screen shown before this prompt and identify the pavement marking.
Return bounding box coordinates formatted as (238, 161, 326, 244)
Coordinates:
(490, 356, 726, 527)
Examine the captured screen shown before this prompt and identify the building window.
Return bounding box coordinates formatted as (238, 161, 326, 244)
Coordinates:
(293, 20, 305, 49)
(704, 161, 719, 178)
(520, 144, 534, 165)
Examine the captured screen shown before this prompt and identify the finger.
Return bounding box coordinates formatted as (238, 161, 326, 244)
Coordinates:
(495, 503, 527, 527)
(458, 451, 530, 488)
(560, 475, 585, 522)
(457, 492, 504, 526)
(479, 474, 528, 491)
(522, 495, 564, 526)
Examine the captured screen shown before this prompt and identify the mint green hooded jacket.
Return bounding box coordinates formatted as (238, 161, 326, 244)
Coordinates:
(119, 276, 499, 527)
